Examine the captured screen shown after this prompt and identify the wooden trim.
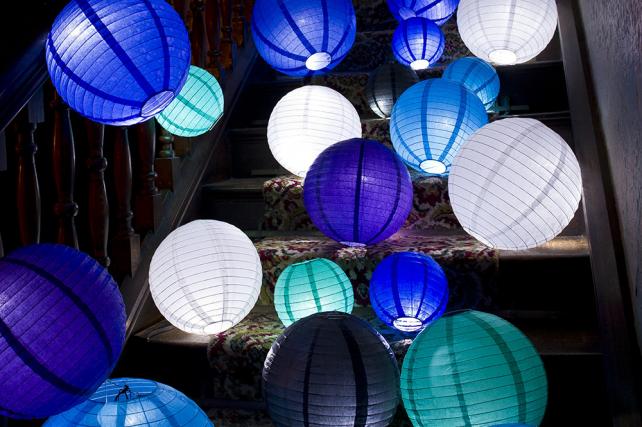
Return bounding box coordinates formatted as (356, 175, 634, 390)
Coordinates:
(556, 0, 642, 424)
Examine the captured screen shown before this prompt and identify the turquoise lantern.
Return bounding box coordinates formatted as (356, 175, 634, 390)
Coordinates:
(401, 310, 548, 426)
(443, 57, 500, 111)
(390, 78, 488, 175)
(274, 258, 354, 326)
(156, 65, 224, 137)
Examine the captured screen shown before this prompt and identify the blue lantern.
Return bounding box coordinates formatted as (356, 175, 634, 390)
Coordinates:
(370, 252, 448, 332)
(46, 0, 191, 126)
(44, 378, 211, 426)
(252, 0, 356, 76)
(387, 0, 460, 25)
(392, 17, 445, 70)
(443, 57, 500, 110)
(390, 78, 488, 175)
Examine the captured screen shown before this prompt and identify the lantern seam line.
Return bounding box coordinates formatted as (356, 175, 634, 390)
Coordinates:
(142, 0, 171, 89)
(438, 85, 468, 164)
(302, 327, 322, 426)
(338, 322, 369, 426)
(329, 20, 355, 57)
(352, 141, 366, 243)
(365, 151, 405, 244)
(390, 255, 406, 318)
(446, 315, 471, 425)
(250, 19, 309, 61)
(276, 0, 316, 55)
(320, 0, 329, 52)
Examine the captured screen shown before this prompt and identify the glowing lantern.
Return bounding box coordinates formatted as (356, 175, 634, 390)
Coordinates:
(156, 65, 224, 137)
(449, 118, 582, 250)
(149, 220, 262, 335)
(251, 0, 356, 76)
(392, 17, 445, 70)
(46, 0, 191, 126)
(390, 78, 488, 175)
(443, 57, 500, 110)
(268, 85, 361, 177)
(366, 62, 419, 119)
(387, 0, 460, 25)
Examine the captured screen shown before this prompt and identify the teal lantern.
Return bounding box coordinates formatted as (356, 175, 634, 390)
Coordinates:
(401, 310, 548, 426)
(156, 65, 224, 137)
(274, 258, 354, 327)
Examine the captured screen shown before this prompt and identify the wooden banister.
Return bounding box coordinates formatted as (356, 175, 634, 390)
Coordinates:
(131, 120, 161, 235)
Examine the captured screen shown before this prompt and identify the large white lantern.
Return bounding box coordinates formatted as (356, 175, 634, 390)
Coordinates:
(149, 220, 262, 335)
(457, 0, 559, 65)
(449, 118, 582, 250)
(267, 85, 362, 177)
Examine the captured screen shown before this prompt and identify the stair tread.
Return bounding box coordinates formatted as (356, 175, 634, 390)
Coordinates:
(202, 177, 269, 192)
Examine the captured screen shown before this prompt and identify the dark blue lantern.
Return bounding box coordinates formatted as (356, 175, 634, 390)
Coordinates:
(370, 252, 448, 332)
(303, 138, 413, 247)
(251, 0, 356, 76)
(387, 0, 460, 25)
(443, 57, 501, 110)
(392, 17, 445, 70)
(0, 244, 126, 419)
(46, 0, 191, 126)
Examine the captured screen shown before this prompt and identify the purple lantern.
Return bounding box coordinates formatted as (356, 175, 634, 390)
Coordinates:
(304, 138, 413, 246)
(0, 244, 126, 419)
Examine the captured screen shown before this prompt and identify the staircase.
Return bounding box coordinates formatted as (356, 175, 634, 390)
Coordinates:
(113, 4, 613, 426)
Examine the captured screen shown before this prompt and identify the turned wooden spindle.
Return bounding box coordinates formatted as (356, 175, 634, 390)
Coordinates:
(107, 126, 140, 280)
(191, 0, 209, 68)
(220, 0, 234, 70)
(155, 127, 180, 191)
(51, 94, 79, 248)
(232, 0, 245, 47)
(84, 120, 110, 266)
(206, 0, 223, 78)
(131, 120, 162, 234)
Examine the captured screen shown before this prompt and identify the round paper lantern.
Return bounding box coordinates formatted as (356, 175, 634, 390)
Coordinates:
(457, 0, 558, 65)
(387, 0, 460, 25)
(275, 258, 354, 327)
(0, 244, 126, 419)
(263, 312, 400, 426)
(443, 57, 500, 110)
(390, 78, 488, 175)
(149, 219, 262, 335)
(251, 0, 356, 76)
(268, 85, 361, 177)
(369, 252, 448, 332)
(401, 310, 548, 426)
(44, 378, 211, 426)
(46, 0, 191, 126)
(366, 62, 419, 118)
(156, 65, 224, 137)
(392, 17, 445, 70)
(303, 138, 413, 247)
(449, 118, 582, 250)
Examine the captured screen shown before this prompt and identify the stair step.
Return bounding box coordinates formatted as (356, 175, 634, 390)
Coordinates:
(201, 178, 267, 230)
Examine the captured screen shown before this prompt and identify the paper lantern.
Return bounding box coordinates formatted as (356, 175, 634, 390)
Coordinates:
(303, 138, 413, 247)
(401, 310, 548, 426)
(392, 17, 445, 70)
(149, 219, 262, 335)
(44, 378, 211, 426)
(387, 0, 460, 25)
(251, 0, 356, 76)
(457, 0, 559, 65)
(46, 0, 191, 126)
(275, 258, 354, 327)
(268, 85, 362, 177)
(0, 244, 126, 419)
(264, 312, 400, 426)
(443, 57, 500, 110)
(156, 65, 224, 137)
(449, 118, 582, 250)
(390, 78, 488, 175)
(369, 252, 448, 332)
(366, 62, 419, 118)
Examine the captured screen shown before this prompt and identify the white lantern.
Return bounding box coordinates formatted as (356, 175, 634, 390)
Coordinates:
(149, 220, 262, 335)
(449, 118, 582, 250)
(457, 0, 558, 65)
(267, 85, 362, 177)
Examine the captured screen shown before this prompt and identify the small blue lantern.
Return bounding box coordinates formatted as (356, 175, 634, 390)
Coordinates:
(251, 0, 356, 76)
(387, 0, 460, 25)
(390, 78, 488, 175)
(370, 252, 448, 332)
(443, 57, 500, 110)
(392, 17, 445, 70)
(45, 378, 211, 426)
(46, 0, 191, 126)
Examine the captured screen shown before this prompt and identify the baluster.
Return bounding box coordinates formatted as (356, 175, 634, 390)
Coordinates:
(131, 120, 162, 234)
(220, 0, 234, 70)
(85, 120, 110, 266)
(51, 94, 79, 248)
(191, 0, 208, 68)
(155, 127, 180, 191)
(206, 0, 223, 78)
(107, 126, 140, 280)
(232, 0, 245, 47)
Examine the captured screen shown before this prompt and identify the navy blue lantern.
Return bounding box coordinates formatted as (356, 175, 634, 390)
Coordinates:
(370, 252, 448, 332)
(443, 57, 500, 110)
(252, 0, 356, 76)
(387, 0, 460, 25)
(46, 0, 191, 126)
(392, 17, 445, 70)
